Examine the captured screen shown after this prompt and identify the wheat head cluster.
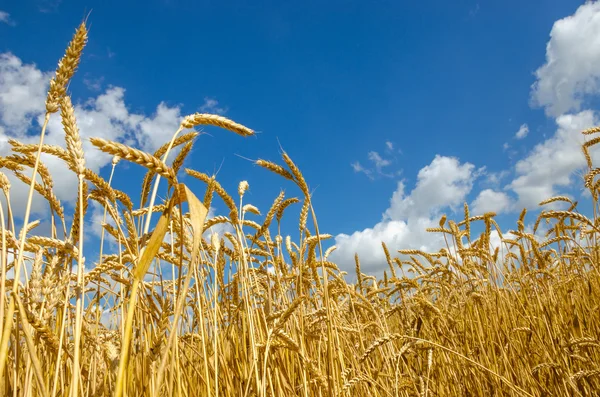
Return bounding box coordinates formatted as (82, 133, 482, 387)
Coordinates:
(0, 20, 599, 397)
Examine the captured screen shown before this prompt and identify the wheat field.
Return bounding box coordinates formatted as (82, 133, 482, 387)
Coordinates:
(0, 20, 599, 397)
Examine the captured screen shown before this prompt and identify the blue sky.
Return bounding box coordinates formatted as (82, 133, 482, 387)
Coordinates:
(1, 0, 599, 275)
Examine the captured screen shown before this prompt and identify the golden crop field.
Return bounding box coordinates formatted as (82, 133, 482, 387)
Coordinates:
(0, 20, 599, 397)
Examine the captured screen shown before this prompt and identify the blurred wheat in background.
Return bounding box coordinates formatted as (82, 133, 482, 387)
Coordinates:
(0, 20, 599, 397)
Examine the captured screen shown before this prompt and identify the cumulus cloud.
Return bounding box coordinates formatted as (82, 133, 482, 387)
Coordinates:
(331, 155, 480, 275)
(336, 108, 600, 276)
(514, 2, 600, 209)
(515, 123, 529, 139)
(0, 53, 51, 134)
(508, 111, 599, 209)
(136, 102, 182, 152)
(531, 1, 600, 116)
(471, 189, 512, 215)
(0, 53, 184, 217)
(330, 219, 441, 276)
(385, 156, 481, 221)
(484, 170, 510, 188)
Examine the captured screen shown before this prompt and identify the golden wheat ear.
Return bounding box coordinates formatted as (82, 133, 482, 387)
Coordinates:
(181, 113, 254, 137)
(90, 138, 178, 183)
(46, 22, 88, 113)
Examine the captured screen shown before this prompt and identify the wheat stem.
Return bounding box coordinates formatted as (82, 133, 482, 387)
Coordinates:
(70, 173, 86, 397)
(0, 113, 50, 379)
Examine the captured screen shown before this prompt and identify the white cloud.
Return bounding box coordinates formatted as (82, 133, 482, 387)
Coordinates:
(330, 219, 443, 276)
(0, 53, 51, 135)
(484, 170, 509, 187)
(0, 11, 14, 26)
(136, 102, 182, 152)
(368, 151, 391, 171)
(352, 144, 399, 179)
(385, 155, 480, 221)
(350, 162, 364, 172)
(38, 0, 62, 14)
(471, 189, 512, 215)
(199, 97, 227, 115)
(83, 76, 104, 92)
(531, 1, 600, 116)
(350, 161, 373, 179)
(331, 155, 480, 275)
(508, 110, 599, 209)
(0, 53, 183, 217)
(515, 123, 529, 139)
(509, 3, 600, 208)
